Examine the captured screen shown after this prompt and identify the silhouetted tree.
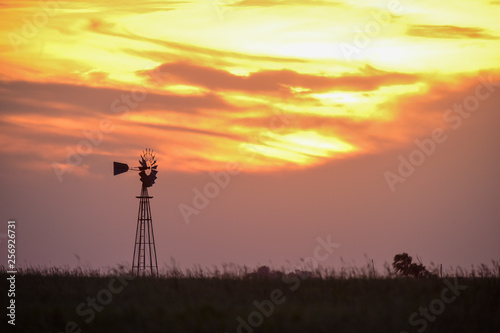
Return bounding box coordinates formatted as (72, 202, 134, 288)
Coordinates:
(246, 266, 282, 279)
(393, 253, 434, 278)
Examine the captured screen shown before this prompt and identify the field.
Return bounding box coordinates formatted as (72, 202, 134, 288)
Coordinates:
(2, 265, 500, 333)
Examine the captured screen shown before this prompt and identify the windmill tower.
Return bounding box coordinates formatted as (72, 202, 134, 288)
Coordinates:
(113, 149, 159, 276)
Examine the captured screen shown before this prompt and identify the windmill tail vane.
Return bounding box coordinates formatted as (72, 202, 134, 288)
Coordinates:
(113, 148, 159, 276)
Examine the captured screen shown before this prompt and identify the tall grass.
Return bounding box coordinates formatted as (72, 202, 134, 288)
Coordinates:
(1, 260, 499, 333)
(3, 259, 498, 278)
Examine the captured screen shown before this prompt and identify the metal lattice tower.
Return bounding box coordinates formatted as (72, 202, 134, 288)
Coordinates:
(113, 148, 159, 277)
(132, 186, 158, 276)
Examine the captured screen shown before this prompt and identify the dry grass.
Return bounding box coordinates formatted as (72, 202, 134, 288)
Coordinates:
(1, 261, 499, 332)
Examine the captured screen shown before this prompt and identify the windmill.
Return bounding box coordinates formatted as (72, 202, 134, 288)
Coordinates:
(113, 149, 159, 276)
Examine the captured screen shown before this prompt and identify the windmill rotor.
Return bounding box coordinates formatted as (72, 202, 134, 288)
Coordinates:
(139, 149, 158, 188)
(113, 148, 158, 188)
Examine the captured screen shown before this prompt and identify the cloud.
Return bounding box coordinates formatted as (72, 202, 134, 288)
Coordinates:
(0, 79, 243, 172)
(85, 18, 312, 66)
(406, 25, 499, 40)
(0, 81, 234, 117)
(228, 0, 342, 7)
(131, 120, 243, 141)
(142, 62, 419, 95)
(2, 72, 498, 176)
(4, 68, 480, 175)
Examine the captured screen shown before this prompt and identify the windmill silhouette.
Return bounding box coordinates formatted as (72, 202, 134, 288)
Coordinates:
(114, 149, 159, 276)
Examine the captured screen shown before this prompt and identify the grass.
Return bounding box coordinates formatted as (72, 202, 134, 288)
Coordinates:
(2, 262, 499, 333)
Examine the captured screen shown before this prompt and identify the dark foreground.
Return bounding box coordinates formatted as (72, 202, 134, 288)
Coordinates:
(2, 270, 499, 333)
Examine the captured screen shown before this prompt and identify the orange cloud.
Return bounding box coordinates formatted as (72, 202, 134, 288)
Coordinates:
(142, 62, 418, 94)
(229, 0, 342, 7)
(406, 25, 499, 40)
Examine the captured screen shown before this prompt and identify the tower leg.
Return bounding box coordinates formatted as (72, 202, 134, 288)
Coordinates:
(132, 186, 158, 276)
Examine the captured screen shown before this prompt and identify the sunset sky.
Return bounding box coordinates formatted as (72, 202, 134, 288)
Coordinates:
(1, 0, 499, 272)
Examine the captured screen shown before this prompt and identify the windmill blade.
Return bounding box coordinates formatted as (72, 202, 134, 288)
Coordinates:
(113, 162, 129, 175)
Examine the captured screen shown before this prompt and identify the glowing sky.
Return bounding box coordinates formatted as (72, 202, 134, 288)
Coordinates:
(0, 0, 499, 271)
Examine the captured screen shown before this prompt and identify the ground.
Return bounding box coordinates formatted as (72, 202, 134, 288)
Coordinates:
(2, 268, 499, 333)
